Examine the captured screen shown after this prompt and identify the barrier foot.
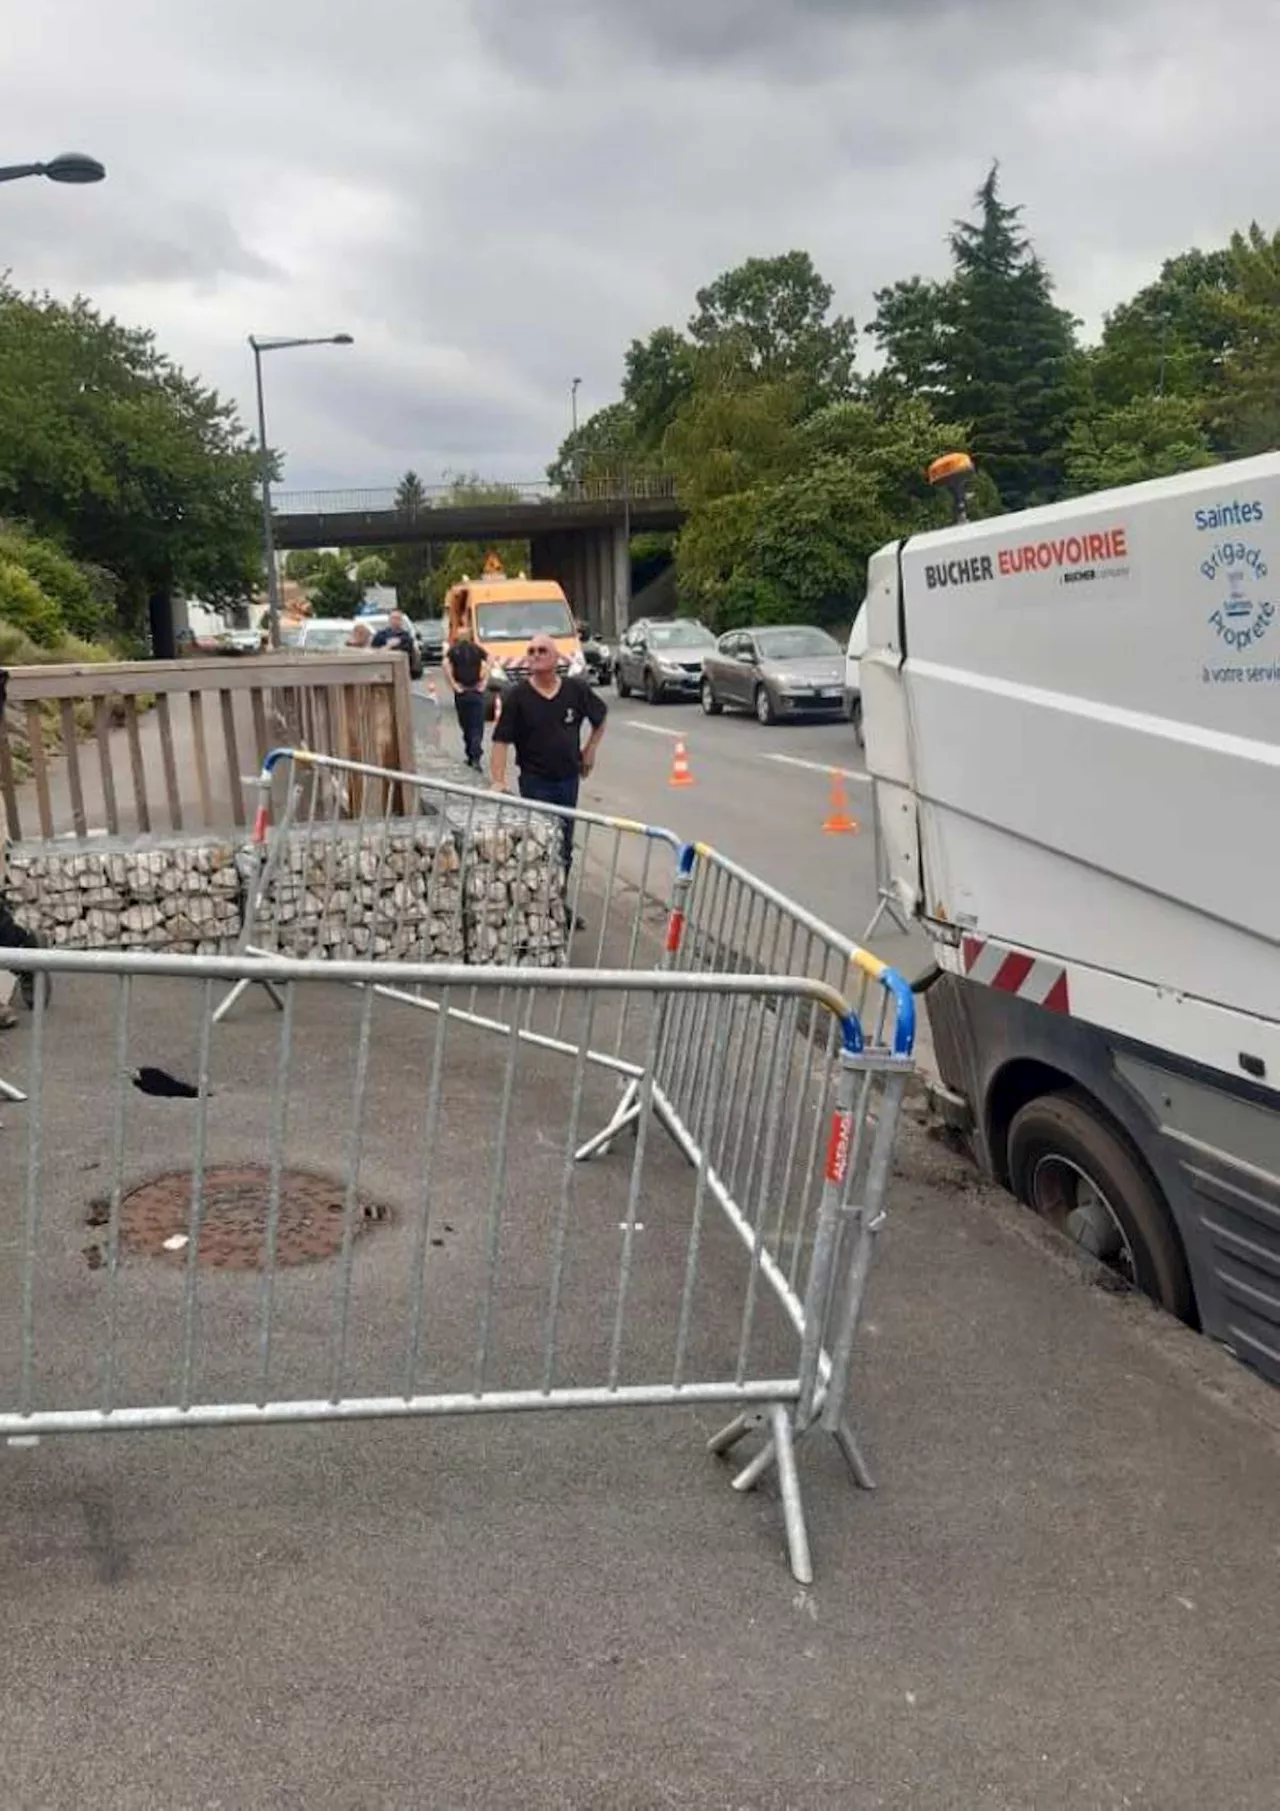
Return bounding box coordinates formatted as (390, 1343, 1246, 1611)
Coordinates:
(0, 1073, 27, 1104)
(574, 1077, 641, 1162)
(835, 1419, 876, 1492)
(730, 1432, 780, 1495)
(706, 1410, 759, 1457)
(211, 954, 285, 1026)
(770, 1404, 813, 1586)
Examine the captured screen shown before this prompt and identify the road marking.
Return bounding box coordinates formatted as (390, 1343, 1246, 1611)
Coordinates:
(762, 753, 871, 784)
(619, 718, 684, 739)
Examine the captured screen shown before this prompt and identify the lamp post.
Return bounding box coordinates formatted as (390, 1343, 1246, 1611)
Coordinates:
(570, 375, 582, 434)
(0, 152, 106, 186)
(248, 333, 353, 648)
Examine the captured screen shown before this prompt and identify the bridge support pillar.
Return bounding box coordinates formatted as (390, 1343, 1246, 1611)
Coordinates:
(609, 519, 631, 639)
(530, 525, 631, 637)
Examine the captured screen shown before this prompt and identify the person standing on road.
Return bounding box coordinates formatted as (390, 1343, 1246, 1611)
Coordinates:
(490, 635, 607, 876)
(444, 628, 490, 771)
(371, 609, 423, 680)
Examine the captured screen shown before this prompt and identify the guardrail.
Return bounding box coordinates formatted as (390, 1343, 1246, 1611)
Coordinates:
(274, 474, 679, 516)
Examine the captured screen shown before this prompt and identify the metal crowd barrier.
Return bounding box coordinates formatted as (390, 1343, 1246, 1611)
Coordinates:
(0, 754, 917, 1583)
(213, 747, 682, 1046)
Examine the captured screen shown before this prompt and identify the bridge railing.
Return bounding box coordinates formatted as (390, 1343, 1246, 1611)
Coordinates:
(273, 474, 678, 516)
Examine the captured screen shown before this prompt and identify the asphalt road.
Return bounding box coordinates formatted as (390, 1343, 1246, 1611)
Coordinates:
(419, 679, 927, 982)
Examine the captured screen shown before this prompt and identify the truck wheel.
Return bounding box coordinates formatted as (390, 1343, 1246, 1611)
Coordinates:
(1007, 1089, 1194, 1320)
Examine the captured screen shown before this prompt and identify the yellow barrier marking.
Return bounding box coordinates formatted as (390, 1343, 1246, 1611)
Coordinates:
(606, 816, 648, 834)
(851, 950, 887, 979)
(694, 841, 714, 858)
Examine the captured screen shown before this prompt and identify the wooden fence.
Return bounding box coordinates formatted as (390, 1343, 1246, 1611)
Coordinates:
(0, 652, 416, 843)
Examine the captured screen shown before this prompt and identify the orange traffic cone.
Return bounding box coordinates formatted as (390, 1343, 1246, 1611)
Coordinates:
(668, 739, 694, 788)
(822, 769, 859, 835)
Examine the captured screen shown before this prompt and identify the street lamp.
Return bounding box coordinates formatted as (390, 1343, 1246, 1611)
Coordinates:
(0, 153, 106, 185)
(249, 332, 354, 648)
(570, 375, 582, 434)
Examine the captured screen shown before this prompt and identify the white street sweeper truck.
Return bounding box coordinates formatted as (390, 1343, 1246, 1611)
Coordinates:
(861, 452, 1280, 1381)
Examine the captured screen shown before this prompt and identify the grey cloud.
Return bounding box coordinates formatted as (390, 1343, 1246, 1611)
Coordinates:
(0, 0, 1274, 489)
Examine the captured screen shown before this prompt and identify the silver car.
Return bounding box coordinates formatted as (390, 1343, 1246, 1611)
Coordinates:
(700, 625, 847, 725)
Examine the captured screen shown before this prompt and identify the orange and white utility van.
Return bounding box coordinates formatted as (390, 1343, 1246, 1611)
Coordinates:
(444, 554, 585, 712)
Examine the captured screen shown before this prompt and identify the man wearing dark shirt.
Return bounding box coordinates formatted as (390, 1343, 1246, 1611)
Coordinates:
(490, 635, 607, 870)
(443, 629, 489, 770)
(371, 610, 423, 680)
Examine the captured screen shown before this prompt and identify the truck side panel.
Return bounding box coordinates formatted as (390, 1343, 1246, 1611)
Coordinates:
(894, 456, 1280, 1025)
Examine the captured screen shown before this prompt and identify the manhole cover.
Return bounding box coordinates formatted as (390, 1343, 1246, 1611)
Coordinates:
(107, 1166, 391, 1271)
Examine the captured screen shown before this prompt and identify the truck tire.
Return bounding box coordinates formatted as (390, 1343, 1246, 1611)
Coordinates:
(1007, 1089, 1194, 1321)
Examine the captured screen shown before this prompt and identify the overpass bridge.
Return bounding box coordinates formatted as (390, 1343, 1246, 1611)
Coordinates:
(272, 476, 685, 637)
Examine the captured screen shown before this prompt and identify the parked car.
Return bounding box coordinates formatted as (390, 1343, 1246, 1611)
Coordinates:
(700, 625, 846, 725)
(844, 611, 868, 746)
(416, 618, 446, 665)
(297, 618, 358, 652)
(615, 618, 717, 702)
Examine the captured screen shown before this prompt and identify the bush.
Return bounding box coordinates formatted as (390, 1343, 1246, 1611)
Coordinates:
(0, 558, 63, 647)
(0, 527, 115, 641)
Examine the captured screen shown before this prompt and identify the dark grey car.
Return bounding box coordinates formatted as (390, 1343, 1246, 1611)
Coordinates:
(611, 622, 716, 706)
(700, 625, 846, 725)
(615, 618, 717, 703)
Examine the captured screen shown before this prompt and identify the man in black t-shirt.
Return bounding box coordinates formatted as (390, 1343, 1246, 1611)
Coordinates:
(443, 629, 489, 770)
(490, 635, 607, 868)
(371, 610, 423, 680)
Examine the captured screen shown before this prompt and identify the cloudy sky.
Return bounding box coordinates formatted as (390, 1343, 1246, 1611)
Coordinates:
(3, 0, 1274, 493)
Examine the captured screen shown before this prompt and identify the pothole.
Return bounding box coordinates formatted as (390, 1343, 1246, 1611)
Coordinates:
(95, 1166, 392, 1271)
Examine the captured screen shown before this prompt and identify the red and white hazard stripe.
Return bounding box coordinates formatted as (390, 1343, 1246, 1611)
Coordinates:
(961, 935, 1070, 1014)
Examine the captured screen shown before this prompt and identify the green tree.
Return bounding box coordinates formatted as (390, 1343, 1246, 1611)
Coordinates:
(675, 397, 977, 634)
(868, 166, 1080, 508)
(1089, 247, 1237, 413)
(622, 326, 698, 449)
(1211, 223, 1280, 456)
(944, 166, 1081, 508)
(863, 275, 954, 410)
(354, 554, 390, 589)
(548, 401, 645, 491)
(0, 556, 63, 647)
(688, 251, 857, 406)
(663, 362, 805, 506)
(306, 553, 363, 617)
(0, 524, 116, 641)
(0, 281, 260, 630)
(1063, 394, 1216, 495)
(284, 549, 325, 583)
(395, 469, 427, 514)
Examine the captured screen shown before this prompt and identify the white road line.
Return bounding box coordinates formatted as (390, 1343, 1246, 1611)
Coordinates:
(762, 753, 871, 784)
(618, 718, 685, 738)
